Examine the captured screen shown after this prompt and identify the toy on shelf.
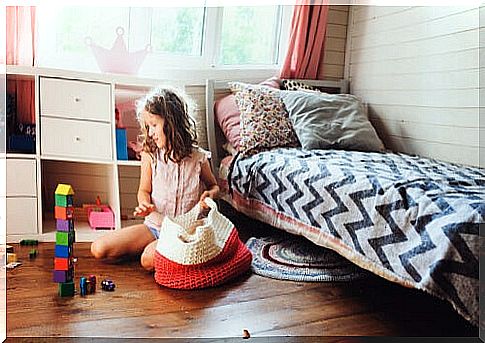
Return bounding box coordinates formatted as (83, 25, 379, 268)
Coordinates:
(84, 196, 115, 230)
(53, 183, 76, 297)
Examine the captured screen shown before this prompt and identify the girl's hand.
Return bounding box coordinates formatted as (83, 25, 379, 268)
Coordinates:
(133, 201, 155, 217)
(199, 191, 212, 209)
(199, 186, 219, 209)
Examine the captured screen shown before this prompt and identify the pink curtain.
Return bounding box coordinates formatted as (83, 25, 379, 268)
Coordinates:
(279, 2, 329, 80)
(6, 6, 36, 124)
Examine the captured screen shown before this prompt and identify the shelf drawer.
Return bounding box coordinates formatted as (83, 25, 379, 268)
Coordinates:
(41, 117, 113, 161)
(7, 197, 38, 235)
(6, 159, 37, 197)
(40, 77, 111, 122)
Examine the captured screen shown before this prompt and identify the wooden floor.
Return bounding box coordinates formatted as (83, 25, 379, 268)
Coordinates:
(7, 207, 477, 339)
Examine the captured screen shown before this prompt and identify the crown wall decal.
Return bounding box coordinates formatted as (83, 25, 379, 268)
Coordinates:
(85, 27, 151, 75)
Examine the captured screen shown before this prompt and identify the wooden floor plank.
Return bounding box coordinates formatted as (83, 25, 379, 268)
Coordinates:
(6, 216, 477, 339)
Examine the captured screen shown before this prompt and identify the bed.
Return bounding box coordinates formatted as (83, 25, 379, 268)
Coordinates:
(204, 78, 483, 326)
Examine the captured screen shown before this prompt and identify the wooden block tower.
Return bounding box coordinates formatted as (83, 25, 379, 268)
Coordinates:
(53, 183, 76, 297)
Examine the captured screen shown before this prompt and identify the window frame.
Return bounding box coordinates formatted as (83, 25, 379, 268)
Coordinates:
(35, 5, 293, 79)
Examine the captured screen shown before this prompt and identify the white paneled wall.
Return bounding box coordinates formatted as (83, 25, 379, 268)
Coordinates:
(347, 6, 482, 167)
(318, 6, 349, 80)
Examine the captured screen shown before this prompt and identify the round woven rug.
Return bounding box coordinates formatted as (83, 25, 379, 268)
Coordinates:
(246, 235, 369, 282)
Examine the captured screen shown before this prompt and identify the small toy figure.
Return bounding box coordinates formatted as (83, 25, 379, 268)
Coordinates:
(89, 275, 97, 292)
(80, 277, 87, 296)
(29, 249, 37, 259)
(20, 239, 38, 246)
(101, 279, 115, 291)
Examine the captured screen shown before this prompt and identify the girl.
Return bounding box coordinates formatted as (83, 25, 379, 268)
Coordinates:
(91, 86, 220, 271)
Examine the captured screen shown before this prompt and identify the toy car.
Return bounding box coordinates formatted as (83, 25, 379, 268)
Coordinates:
(101, 279, 115, 291)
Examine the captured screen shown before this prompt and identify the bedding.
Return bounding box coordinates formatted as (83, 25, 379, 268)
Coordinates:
(230, 82, 300, 157)
(214, 77, 281, 149)
(280, 90, 384, 152)
(220, 148, 483, 325)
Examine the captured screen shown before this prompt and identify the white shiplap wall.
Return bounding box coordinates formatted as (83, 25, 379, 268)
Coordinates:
(347, 6, 482, 167)
(318, 6, 349, 80)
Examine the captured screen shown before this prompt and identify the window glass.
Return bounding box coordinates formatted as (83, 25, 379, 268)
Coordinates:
(219, 6, 281, 65)
(150, 7, 206, 56)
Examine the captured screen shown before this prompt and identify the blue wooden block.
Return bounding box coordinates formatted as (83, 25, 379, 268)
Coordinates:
(116, 128, 128, 160)
(55, 244, 72, 258)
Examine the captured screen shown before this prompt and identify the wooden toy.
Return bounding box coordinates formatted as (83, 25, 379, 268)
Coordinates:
(80, 277, 87, 296)
(56, 231, 75, 246)
(89, 275, 97, 292)
(56, 219, 74, 232)
(101, 279, 115, 291)
(54, 257, 72, 271)
(6, 262, 22, 269)
(53, 268, 74, 283)
(53, 183, 77, 296)
(58, 281, 75, 297)
(7, 253, 17, 264)
(54, 184, 74, 207)
(87, 206, 115, 230)
(55, 244, 73, 258)
(29, 249, 37, 259)
(19, 239, 38, 246)
(55, 206, 74, 220)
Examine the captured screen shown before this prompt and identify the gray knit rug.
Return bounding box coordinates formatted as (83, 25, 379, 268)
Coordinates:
(246, 235, 369, 282)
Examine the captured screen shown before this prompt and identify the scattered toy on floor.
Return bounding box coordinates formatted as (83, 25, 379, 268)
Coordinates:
(29, 249, 37, 259)
(7, 253, 17, 264)
(20, 239, 38, 246)
(89, 275, 97, 293)
(101, 279, 115, 291)
(80, 276, 87, 296)
(6, 262, 22, 269)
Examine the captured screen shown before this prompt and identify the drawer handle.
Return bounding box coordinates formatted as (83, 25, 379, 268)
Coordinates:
(74, 97, 81, 102)
(74, 136, 81, 142)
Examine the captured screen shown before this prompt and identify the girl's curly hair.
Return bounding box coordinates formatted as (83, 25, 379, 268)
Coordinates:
(136, 86, 198, 163)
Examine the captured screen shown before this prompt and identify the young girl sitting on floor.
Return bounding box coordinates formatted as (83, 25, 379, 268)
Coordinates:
(91, 86, 220, 271)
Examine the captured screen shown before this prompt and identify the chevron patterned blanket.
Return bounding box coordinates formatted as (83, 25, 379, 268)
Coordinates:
(224, 148, 484, 325)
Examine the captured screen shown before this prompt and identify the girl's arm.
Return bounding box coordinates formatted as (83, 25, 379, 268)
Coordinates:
(134, 152, 155, 217)
(199, 159, 220, 203)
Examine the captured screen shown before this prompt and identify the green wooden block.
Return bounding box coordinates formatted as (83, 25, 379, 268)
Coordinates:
(58, 281, 75, 297)
(55, 194, 73, 207)
(56, 231, 75, 246)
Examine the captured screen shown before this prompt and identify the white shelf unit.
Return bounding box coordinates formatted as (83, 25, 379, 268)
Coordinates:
(5, 66, 177, 243)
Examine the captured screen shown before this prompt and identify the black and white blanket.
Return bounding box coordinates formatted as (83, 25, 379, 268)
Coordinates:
(226, 148, 484, 325)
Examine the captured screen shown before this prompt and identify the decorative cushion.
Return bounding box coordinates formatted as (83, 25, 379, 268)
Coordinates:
(281, 79, 321, 92)
(214, 77, 281, 149)
(280, 90, 385, 152)
(230, 82, 300, 157)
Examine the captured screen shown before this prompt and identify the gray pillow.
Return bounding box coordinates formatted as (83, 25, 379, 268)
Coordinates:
(280, 90, 385, 152)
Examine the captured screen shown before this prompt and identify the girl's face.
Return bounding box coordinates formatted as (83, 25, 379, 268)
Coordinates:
(142, 110, 166, 149)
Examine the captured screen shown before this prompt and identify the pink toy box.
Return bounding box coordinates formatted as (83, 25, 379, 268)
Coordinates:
(86, 205, 115, 230)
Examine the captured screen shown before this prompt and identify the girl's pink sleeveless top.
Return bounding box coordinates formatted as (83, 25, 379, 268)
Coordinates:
(144, 147, 209, 230)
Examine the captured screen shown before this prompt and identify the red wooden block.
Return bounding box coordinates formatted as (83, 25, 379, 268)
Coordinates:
(54, 257, 71, 271)
(55, 206, 74, 220)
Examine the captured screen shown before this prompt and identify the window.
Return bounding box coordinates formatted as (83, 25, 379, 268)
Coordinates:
(35, 5, 292, 78)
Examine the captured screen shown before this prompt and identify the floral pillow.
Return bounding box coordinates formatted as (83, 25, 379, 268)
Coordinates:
(230, 82, 300, 157)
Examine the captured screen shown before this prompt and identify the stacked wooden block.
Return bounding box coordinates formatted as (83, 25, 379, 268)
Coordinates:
(53, 184, 76, 297)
